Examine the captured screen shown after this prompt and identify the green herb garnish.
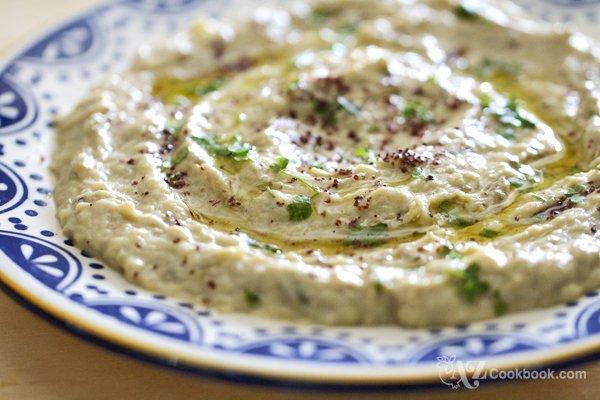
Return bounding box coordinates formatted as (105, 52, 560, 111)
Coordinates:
(476, 58, 522, 79)
(288, 78, 300, 91)
(270, 156, 289, 172)
(436, 200, 456, 214)
(312, 99, 338, 125)
(287, 195, 313, 221)
(566, 184, 585, 195)
(440, 245, 462, 259)
(493, 290, 508, 316)
(435, 200, 474, 227)
(454, 4, 479, 20)
(374, 281, 384, 294)
(403, 100, 434, 123)
(244, 289, 260, 306)
(449, 263, 490, 304)
(480, 228, 499, 238)
(483, 96, 536, 132)
(172, 95, 191, 107)
(310, 5, 336, 23)
(338, 21, 358, 34)
(411, 167, 424, 179)
(479, 93, 492, 109)
(344, 223, 389, 247)
(508, 176, 525, 188)
(169, 146, 189, 168)
(506, 97, 535, 128)
(192, 135, 252, 161)
(448, 216, 476, 228)
(566, 184, 586, 203)
(530, 193, 547, 202)
(354, 146, 371, 161)
(195, 77, 226, 96)
(248, 238, 281, 254)
(165, 119, 184, 135)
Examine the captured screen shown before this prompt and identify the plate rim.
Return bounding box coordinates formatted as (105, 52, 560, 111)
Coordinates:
(3, 268, 600, 390)
(1, 0, 600, 389)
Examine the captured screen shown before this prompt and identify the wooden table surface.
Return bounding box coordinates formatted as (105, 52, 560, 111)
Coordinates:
(1, 1, 599, 399)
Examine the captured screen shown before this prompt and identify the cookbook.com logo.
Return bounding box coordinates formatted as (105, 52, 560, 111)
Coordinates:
(436, 355, 586, 389)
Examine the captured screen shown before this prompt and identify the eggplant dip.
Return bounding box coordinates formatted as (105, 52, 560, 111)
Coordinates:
(52, 0, 600, 327)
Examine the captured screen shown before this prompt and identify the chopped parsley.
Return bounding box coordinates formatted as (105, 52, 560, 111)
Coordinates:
(311, 161, 326, 170)
(192, 135, 252, 161)
(310, 5, 336, 23)
(287, 195, 313, 221)
(172, 95, 191, 107)
(167, 146, 189, 169)
(480, 228, 499, 238)
(449, 264, 508, 315)
(448, 263, 490, 304)
(506, 97, 536, 128)
(476, 58, 522, 79)
(344, 223, 389, 247)
(435, 200, 474, 227)
(270, 156, 289, 172)
(439, 245, 462, 259)
(493, 290, 508, 316)
(312, 99, 338, 125)
(479, 93, 492, 109)
(436, 199, 456, 214)
(248, 238, 281, 254)
(354, 146, 371, 161)
(244, 289, 260, 306)
(508, 176, 525, 188)
(482, 96, 536, 139)
(338, 21, 358, 35)
(288, 78, 300, 91)
(530, 193, 547, 203)
(509, 161, 542, 188)
(411, 166, 425, 179)
(454, 4, 480, 20)
(311, 96, 361, 125)
(165, 119, 184, 135)
(566, 184, 586, 203)
(448, 216, 476, 228)
(195, 77, 226, 97)
(337, 96, 361, 115)
(374, 281, 385, 294)
(403, 100, 434, 123)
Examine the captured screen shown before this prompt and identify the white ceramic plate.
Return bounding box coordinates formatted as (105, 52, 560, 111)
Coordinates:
(1, 0, 599, 389)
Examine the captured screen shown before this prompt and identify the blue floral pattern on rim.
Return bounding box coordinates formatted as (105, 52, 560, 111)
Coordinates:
(0, 75, 37, 135)
(408, 334, 545, 363)
(0, 0, 599, 386)
(0, 231, 81, 291)
(0, 162, 27, 213)
(235, 337, 371, 364)
(82, 299, 204, 342)
(20, 17, 99, 62)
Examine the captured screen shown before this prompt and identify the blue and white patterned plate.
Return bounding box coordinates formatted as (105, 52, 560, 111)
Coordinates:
(1, 0, 600, 389)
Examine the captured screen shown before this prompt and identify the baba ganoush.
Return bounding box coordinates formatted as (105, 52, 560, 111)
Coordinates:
(52, 0, 600, 327)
